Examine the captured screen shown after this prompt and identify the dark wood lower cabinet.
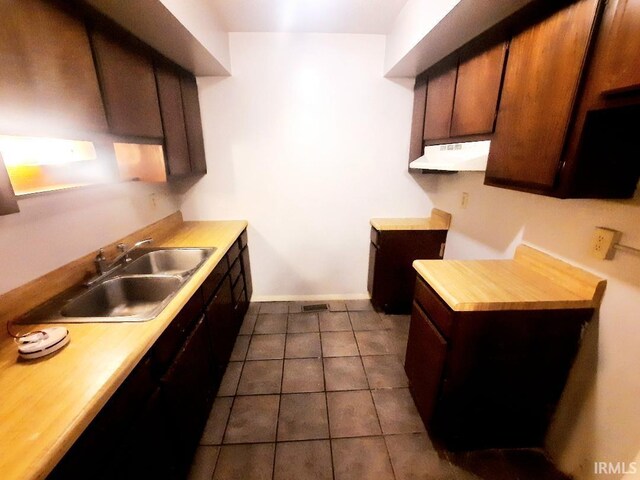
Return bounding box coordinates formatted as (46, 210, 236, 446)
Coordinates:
(368, 227, 447, 314)
(404, 302, 447, 425)
(161, 316, 215, 477)
(48, 229, 253, 479)
(205, 275, 235, 374)
(405, 277, 593, 450)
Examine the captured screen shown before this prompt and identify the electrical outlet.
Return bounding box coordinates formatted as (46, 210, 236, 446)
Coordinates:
(590, 227, 621, 260)
(461, 192, 469, 209)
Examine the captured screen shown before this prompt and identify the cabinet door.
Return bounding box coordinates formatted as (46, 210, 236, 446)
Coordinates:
(161, 316, 215, 476)
(155, 63, 191, 176)
(180, 73, 207, 174)
(423, 63, 457, 141)
(450, 42, 507, 137)
(409, 76, 428, 161)
(600, 0, 640, 94)
(485, 0, 601, 190)
(205, 276, 236, 370)
(152, 289, 203, 377)
(90, 29, 163, 138)
(404, 302, 448, 425)
(0, 0, 107, 135)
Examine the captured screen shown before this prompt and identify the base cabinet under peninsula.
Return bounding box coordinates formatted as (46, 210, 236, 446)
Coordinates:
(405, 247, 604, 450)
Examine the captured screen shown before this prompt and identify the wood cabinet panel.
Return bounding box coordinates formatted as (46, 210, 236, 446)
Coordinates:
(0, 0, 107, 134)
(450, 42, 507, 137)
(368, 228, 447, 314)
(205, 275, 236, 369)
(161, 316, 215, 476)
(90, 29, 163, 138)
(409, 77, 428, 161)
(152, 289, 203, 376)
(155, 63, 191, 176)
(485, 0, 601, 190)
(423, 65, 457, 141)
(600, 0, 640, 94)
(241, 244, 253, 302)
(405, 302, 448, 426)
(407, 276, 595, 449)
(180, 74, 207, 174)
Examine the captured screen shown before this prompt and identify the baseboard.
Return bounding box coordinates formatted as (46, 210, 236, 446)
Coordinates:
(251, 293, 371, 302)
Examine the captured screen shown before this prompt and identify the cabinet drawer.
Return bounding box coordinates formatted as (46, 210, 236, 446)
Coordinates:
(414, 278, 453, 338)
(201, 257, 229, 304)
(370, 227, 379, 247)
(229, 257, 242, 287)
(152, 290, 203, 375)
(227, 240, 241, 265)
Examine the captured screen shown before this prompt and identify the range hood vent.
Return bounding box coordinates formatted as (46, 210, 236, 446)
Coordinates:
(409, 140, 491, 172)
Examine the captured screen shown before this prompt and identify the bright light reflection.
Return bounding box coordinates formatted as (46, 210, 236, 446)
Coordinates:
(0, 135, 97, 166)
(0, 135, 105, 195)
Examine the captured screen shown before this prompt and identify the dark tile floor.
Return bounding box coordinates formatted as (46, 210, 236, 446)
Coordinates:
(188, 300, 569, 480)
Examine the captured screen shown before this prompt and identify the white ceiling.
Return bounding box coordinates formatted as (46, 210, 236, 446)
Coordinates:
(210, 0, 410, 34)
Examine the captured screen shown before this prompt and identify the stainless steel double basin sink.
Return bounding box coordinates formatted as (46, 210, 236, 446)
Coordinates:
(20, 248, 215, 324)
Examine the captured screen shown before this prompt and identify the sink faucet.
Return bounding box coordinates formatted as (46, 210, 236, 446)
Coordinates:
(93, 237, 153, 277)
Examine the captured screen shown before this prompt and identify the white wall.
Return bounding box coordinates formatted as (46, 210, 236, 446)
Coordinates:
(181, 33, 433, 300)
(416, 171, 640, 479)
(0, 182, 180, 295)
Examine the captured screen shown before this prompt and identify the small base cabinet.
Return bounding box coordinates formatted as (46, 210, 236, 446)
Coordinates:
(405, 277, 593, 450)
(368, 227, 447, 314)
(48, 228, 253, 479)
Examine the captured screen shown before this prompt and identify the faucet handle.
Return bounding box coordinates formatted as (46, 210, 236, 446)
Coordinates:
(117, 243, 127, 253)
(96, 248, 106, 261)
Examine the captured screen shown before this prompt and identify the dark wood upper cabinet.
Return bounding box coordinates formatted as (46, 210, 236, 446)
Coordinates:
(90, 29, 163, 139)
(412, 41, 506, 157)
(155, 63, 191, 176)
(180, 75, 207, 174)
(409, 77, 428, 161)
(450, 42, 507, 138)
(0, 0, 107, 135)
(599, 0, 640, 95)
(155, 62, 208, 177)
(423, 63, 458, 141)
(485, 0, 601, 191)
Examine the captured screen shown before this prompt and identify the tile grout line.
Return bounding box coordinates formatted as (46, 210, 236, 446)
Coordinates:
(271, 313, 289, 479)
(318, 311, 337, 480)
(351, 308, 398, 480)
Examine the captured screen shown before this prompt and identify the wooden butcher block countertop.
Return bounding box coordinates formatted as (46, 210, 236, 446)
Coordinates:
(413, 244, 606, 312)
(0, 214, 247, 480)
(370, 208, 452, 231)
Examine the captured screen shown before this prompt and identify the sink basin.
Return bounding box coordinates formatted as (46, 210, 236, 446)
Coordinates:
(121, 248, 215, 276)
(18, 247, 215, 324)
(61, 276, 182, 320)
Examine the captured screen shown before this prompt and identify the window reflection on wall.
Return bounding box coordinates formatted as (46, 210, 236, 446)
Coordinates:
(0, 135, 114, 195)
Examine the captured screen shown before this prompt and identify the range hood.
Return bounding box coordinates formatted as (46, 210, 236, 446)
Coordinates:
(409, 140, 491, 172)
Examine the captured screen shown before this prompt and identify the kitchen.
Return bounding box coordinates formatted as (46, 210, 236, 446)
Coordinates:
(0, 0, 639, 479)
